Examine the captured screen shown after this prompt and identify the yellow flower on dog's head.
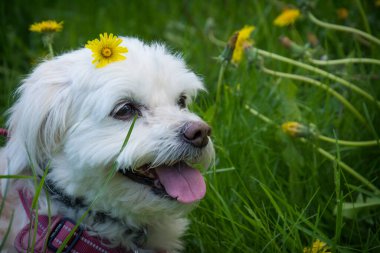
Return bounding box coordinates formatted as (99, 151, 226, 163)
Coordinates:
(85, 33, 128, 68)
(29, 20, 63, 33)
(273, 8, 300, 27)
(232, 25, 255, 64)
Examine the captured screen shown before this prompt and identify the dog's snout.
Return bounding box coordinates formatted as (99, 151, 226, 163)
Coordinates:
(182, 121, 211, 148)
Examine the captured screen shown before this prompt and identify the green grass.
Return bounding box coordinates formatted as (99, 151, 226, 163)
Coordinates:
(1, 0, 380, 252)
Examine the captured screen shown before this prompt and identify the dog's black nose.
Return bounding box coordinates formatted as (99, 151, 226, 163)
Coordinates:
(182, 121, 211, 148)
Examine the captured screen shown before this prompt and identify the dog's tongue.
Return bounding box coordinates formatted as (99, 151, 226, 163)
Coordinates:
(155, 163, 206, 204)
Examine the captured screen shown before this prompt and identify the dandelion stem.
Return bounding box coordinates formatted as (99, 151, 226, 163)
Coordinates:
(246, 107, 380, 194)
(42, 33, 55, 59)
(208, 31, 227, 47)
(253, 48, 380, 108)
(317, 135, 380, 147)
(307, 57, 380, 66)
(303, 139, 380, 194)
(213, 61, 227, 121)
(354, 0, 371, 34)
(244, 105, 276, 125)
(47, 43, 54, 58)
(259, 64, 367, 124)
(216, 62, 227, 104)
(333, 129, 343, 246)
(307, 12, 380, 46)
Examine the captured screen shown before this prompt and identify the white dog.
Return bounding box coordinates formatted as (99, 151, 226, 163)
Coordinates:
(0, 37, 214, 253)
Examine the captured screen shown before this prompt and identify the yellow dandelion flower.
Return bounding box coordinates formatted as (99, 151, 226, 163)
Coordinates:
(281, 121, 314, 138)
(376, 0, 380, 7)
(232, 25, 255, 64)
(337, 8, 349, 20)
(282, 122, 302, 137)
(303, 239, 331, 253)
(273, 8, 300, 27)
(29, 20, 63, 33)
(85, 33, 128, 68)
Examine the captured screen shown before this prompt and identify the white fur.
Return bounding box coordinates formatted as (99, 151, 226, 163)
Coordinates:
(0, 37, 214, 252)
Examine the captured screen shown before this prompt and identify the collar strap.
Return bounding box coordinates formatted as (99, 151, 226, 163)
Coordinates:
(15, 189, 134, 253)
(0, 128, 8, 138)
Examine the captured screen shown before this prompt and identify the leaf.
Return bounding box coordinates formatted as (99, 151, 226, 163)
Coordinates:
(203, 104, 216, 123)
(0, 175, 34, 179)
(277, 79, 301, 121)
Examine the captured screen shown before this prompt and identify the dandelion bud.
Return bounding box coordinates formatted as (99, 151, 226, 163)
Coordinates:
(281, 122, 315, 138)
(307, 33, 319, 47)
(220, 26, 255, 64)
(279, 36, 305, 56)
(220, 32, 238, 62)
(279, 36, 293, 48)
(337, 8, 349, 20)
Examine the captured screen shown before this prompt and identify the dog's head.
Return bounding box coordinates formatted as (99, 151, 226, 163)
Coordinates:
(4, 37, 214, 218)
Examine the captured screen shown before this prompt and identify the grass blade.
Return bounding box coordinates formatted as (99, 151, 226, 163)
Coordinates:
(56, 116, 137, 253)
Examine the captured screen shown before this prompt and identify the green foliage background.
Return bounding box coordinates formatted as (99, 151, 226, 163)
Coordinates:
(1, 0, 380, 252)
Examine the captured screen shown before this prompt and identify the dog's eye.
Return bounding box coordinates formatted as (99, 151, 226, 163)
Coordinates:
(177, 95, 187, 109)
(111, 102, 141, 121)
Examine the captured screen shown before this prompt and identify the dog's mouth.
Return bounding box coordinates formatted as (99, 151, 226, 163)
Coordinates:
(118, 162, 206, 204)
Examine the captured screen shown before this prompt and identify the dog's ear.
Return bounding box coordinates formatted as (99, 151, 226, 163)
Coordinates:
(3, 58, 72, 176)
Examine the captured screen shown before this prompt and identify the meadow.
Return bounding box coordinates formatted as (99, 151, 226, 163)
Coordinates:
(1, 0, 380, 252)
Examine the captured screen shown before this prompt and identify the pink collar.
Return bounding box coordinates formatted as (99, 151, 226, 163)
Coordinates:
(15, 189, 132, 253)
(0, 128, 8, 137)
